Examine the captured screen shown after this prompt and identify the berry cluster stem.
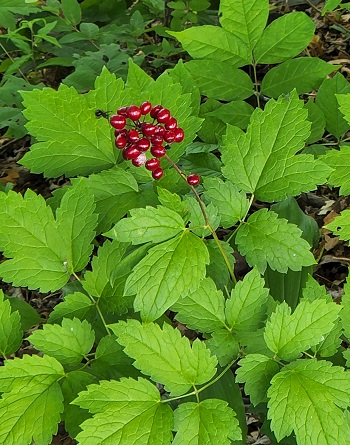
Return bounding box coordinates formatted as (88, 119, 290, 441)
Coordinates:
(164, 154, 237, 285)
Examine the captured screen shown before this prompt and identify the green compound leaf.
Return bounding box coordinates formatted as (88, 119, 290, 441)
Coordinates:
(48, 292, 95, 325)
(0, 290, 22, 356)
(125, 231, 209, 323)
(264, 300, 341, 361)
(221, 91, 331, 202)
(205, 239, 235, 291)
(268, 359, 350, 445)
(109, 206, 185, 245)
(20, 84, 117, 178)
(315, 73, 350, 138)
(219, 0, 269, 51)
(168, 26, 252, 68)
(323, 146, 350, 195)
(82, 240, 128, 298)
(305, 100, 326, 144)
(110, 319, 217, 396)
(29, 318, 95, 365)
(236, 354, 280, 406)
(185, 196, 220, 238)
(0, 355, 65, 445)
(203, 177, 250, 228)
(74, 166, 139, 234)
(157, 187, 187, 217)
(173, 399, 242, 444)
(235, 209, 315, 273)
(73, 378, 173, 445)
(261, 57, 337, 98)
(225, 267, 269, 333)
(254, 12, 315, 64)
(56, 180, 97, 272)
(184, 60, 254, 101)
(0, 184, 97, 292)
(172, 277, 227, 333)
(325, 209, 350, 241)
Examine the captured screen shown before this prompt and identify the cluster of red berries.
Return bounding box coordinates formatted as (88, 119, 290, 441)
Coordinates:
(109, 102, 185, 181)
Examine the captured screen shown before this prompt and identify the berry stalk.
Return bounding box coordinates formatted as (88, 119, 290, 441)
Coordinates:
(164, 153, 237, 285)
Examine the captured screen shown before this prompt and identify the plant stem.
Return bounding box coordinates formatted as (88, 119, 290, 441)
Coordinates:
(0, 42, 30, 83)
(164, 154, 237, 285)
(252, 61, 261, 108)
(72, 272, 111, 336)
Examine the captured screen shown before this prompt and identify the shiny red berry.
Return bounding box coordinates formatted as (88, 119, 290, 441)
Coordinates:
(165, 117, 177, 130)
(150, 104, 162, 119)
(157, 108, 171, 123)
(114, 128, 127, 137)
(140, 101, 152, 115)
(115, 134, 127, 149)
(127, 105, 142, 121)
(187, 174, 200, 186)
(132, 153, 147, 167)
(151, 135, 164, 145)
(137, 138, 151, 152)
(117, 106, 128, 116)
(163, 130, 176, 143)
(151, 145, 166, 158)
(123, 146, 141, 160)
(152, 167, 164, 180)
(174, 128, 185, 142)
(154, 126, 165, 137)
(145, 158, 161, 171)
(142, 123, 157, 137)
(110, 115, 126, 129)
(127, 129, 139, 142)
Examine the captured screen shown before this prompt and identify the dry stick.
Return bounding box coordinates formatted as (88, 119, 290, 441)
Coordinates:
(164, 153, 237, 285)
(304, 0, 350, 36)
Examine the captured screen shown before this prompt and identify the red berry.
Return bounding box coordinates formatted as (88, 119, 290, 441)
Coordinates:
(151, 135, 164, 145)
(157, 108, 171, 124)
(174, 128, 185, 142)
(140, 101, 152, 115)
(123, 146, 141, 160)
(187, 174, 200, 186)
(150, 104, 162, 119)
(154, 125, 165, 137)
(137, 138, 151, 152)
(151, 145, 166, 158)
(127, 105, 142, 121)
(145, 158, 160, 171)
(165, 117, 177, 130)
(163, 130, 176, 143)
(114, 128, 127, 137)
(115, 134, 127, 149)
(142, 123, 157, 137)
(127, 129, 140, 142)
(152, 167, 164, 180)
(132, 153, 147, 167)
(117, 106, 128, 116)
(110, 114, 126, 129)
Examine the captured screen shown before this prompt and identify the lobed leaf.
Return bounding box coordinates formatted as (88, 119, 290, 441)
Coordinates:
(221, 91, 331, 202)
(236, 354, 280, 406)
(29, 318, 95, 365)
(173, 399, 241, 444)
(172, 277, 227, 333)
(323, 146, 350, 195)
(235, 209, 315, 273)
(225, 267, 269, 332)
(264, 299, 341, 360)
(268, 359, 350, 444)
(125, 231, 209, 322)
(110, 319, 217, 396)
(109, 206, 185, 245)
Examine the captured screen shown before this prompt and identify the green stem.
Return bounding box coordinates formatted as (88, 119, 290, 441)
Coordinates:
(72, 272, 111, 336)
(0, 42, 29, 82)
(252, 62, 261, 108)
(164, 154, 237, 285)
